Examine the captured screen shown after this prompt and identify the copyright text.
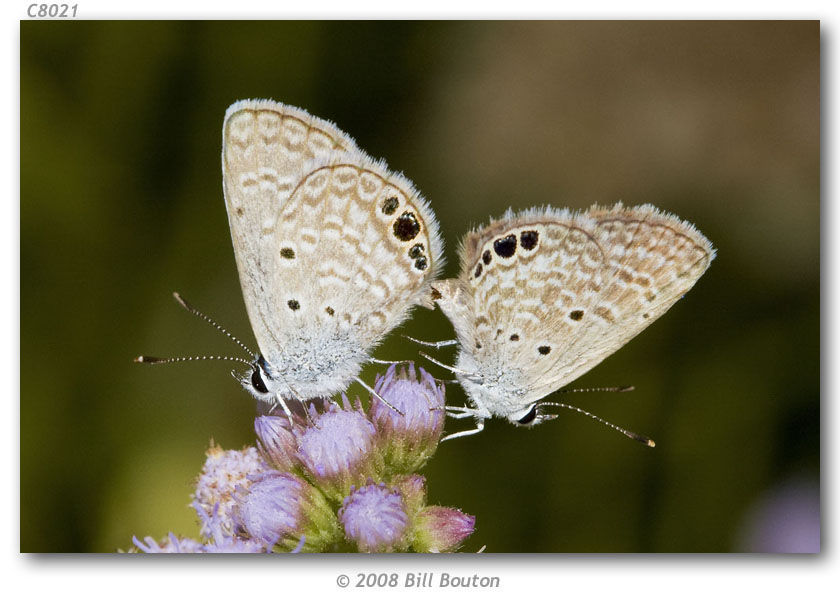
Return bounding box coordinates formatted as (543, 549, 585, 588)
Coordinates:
(343, 572, 500, 588)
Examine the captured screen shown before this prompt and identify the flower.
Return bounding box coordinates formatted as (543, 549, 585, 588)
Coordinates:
(192, 501, 270, 553)
(192, 444, 269, 534)
(339, 482, 410, 552)
(254, 415, 298, 471)
(131, 367, 475, 553)
(412, 506, 476, 553)
(369, 363, 446, 472)
(296, 403, 381, 500)
(232, 471, 340, 552)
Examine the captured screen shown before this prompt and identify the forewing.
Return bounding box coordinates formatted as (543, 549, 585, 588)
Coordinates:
(222, 100, 360, 356)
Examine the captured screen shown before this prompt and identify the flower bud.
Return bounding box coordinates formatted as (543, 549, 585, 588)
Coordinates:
(232, 471, 339, 552)
(339, 482, 410, 552)
(369, 363, 445, 472)
(254, 415, 299, 471)
(296, 405, 381, 500)
(412, 505, 476, 553)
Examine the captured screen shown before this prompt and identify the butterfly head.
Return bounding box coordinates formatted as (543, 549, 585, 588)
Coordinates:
(507, 402, 559, 428)
(238, 354, 280, 404)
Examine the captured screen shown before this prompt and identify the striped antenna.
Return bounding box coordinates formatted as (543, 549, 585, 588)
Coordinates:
(135, 354, 252, 367)
(171, 292, 254, 356)
(558, 385, 635, 394)
(538, 401, 655, 447)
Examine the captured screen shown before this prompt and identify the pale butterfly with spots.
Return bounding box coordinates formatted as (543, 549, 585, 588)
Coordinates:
(220, 99, 443, 415)
(422, 204, 714, 441)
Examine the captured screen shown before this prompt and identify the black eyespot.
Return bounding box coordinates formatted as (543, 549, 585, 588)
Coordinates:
(288, 299, 300, 311)
(493, 234, 517, 258)
(408, 243, 425, 259)
(482, 250, 492, 265)
(325, 306, 335, 316)
(520, 230, 539, 250)
(538, 345, 551, 355)
(393, 211, 421, 241)
(517, 404, 538, 425)
(510, 334, 519, 341)
(382, 196, 399, 215)
(280, 247, 295, 259)
(570, 310, 584, 321)
(251, 368, 268, 394)
(474, 263, 483, 278)
(414, 256, 428, 271)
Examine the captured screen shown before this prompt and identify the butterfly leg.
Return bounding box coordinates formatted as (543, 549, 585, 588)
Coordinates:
(271, 396, 294, 420)
(402, 335, 459, 349)
(369, 358, 411, 365)
(354, 375, 405, 417)
(418, 352, 481, 380)
(441, 419, 485, 442)
(444, 406, 480, 419)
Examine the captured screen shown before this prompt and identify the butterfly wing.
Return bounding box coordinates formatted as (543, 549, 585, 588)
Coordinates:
(452, 204, 714, 409)
(222, 100, 442, 365)
(223, 100, 361, 357)
(269, 155, 443, 356)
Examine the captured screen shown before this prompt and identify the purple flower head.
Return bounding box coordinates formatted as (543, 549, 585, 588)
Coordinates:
(413, 505, 476, 553)
(232, 471, 340, 552)
(371, 363, 445, 432)
(193, 444, 268, 531)
(296, 403, 381, 499)
(255, 415, 299, 471)
(232, 471, 304, 547)
(339, 482, 410, 553)
(369, 363, 446, 471)
(190, 500, 270, 552)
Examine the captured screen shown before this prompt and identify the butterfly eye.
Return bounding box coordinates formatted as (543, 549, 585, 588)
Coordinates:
(516, 404, 538, 425)
(251, 368, 269, 394)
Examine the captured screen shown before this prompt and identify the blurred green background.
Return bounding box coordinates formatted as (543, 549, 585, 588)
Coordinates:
(21, 21, 818, 552)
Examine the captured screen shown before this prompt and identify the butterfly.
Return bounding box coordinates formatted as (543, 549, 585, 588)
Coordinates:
(221, 99, 443, 414)
(425, 204, 714, 441)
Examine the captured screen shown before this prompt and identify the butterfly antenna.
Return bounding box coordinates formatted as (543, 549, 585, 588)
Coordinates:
(538, 401, 655, 447)
(558, 385, 635, 394)
(135, 354, 252, 367)
(172, 292, 254, 356)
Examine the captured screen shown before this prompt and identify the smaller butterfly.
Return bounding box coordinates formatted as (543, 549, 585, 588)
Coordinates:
(418, 203, 715, 442)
